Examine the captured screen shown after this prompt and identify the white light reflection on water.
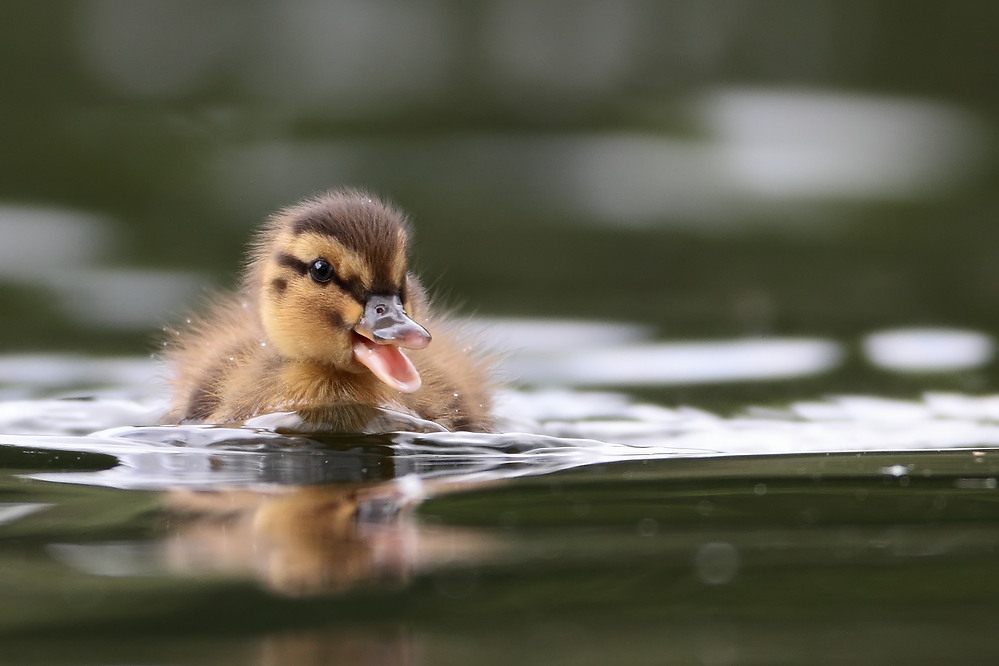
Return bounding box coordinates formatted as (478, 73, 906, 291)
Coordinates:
(0, 205, 204, 331)
(210, 90, 986, 229)
(0, 321, 997, 491)
(505, 336, 843, 387)
(474, 318, 844, 387)
(0, 354, 163, 402)
(700, 89, 985, 200)
(6, 390, 999, 492)
(52, 268, 205, 330)
(0, 205, 112, 277)
(863, 328, 995, 373)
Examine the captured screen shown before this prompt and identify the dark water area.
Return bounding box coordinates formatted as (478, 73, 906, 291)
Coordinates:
(2, 1, 999, 664)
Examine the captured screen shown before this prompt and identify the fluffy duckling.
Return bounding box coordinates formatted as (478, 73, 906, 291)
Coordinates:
(163, 190, 494, 432)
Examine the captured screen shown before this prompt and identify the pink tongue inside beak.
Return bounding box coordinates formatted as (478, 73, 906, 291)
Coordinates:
(351, 335, 422, 393)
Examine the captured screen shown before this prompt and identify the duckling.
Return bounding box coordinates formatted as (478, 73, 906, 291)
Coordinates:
(162, 189, 495, 432)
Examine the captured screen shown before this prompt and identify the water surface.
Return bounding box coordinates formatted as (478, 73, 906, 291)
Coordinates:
(4, 327, 999, 664)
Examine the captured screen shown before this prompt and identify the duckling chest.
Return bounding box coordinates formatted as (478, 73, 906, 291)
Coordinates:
(275, 362, 396, 410)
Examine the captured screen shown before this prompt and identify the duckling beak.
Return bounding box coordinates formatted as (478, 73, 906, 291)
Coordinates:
(352, 295, 431, 393)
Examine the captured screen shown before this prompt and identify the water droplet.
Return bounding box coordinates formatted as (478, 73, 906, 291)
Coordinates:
(637, 517, 658, 537)
(753, 483, 767, 496)
(882, 464, 910, 478)
(694, 542, 739, 585)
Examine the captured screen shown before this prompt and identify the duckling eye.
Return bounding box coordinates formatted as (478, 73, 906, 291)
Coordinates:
(309, 258, 335, 284)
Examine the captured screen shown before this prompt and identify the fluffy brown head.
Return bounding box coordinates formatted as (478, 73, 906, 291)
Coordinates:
(248, 190, 422, 370)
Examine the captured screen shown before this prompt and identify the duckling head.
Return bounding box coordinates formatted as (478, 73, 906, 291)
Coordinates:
(249, 190, 431, 393)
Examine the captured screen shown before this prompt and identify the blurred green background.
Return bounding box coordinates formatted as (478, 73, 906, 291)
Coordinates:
(0, 1, 997, 399)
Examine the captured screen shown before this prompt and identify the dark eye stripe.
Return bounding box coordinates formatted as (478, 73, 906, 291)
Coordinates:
(340, 275, 368, 304)
(276, 252, 309, 275)
(274, 251, 369, 303)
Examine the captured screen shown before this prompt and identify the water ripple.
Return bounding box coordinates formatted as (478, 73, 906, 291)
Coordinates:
(3, 391, 999, 491)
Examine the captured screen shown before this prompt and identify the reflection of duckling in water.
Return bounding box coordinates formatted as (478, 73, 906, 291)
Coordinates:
(162, 484, 501, 596)
(163, 486, 389, 595)
(163, 190, 495, 432)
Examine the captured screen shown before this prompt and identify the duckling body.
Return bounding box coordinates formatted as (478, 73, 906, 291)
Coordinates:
(163, 190, 494, 432)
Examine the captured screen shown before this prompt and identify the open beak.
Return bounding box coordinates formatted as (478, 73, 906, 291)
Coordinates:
(351, 295, 431, 393)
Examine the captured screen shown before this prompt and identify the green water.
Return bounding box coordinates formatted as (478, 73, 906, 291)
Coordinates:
(2, 1, 999, 663)
(4, 450, 999, 664)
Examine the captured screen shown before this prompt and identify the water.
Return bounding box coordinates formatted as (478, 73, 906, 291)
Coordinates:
(5, 331, 999, 663)
(4, 1, 999, 663)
